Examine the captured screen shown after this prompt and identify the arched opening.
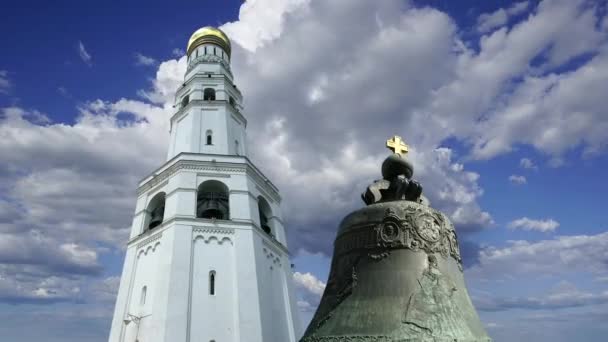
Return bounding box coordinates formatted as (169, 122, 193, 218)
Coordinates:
(206, 130, 213, 145)
(197, 180, 229, 220)
(203, 88, 216, 101)
(209, 270, 216, 295)
(146, 192, 166, 230)
(204, 46, 207, 55)
(229, 96, 236, 107)
(140, 286, 147, 305)
(258, 196, 273, 236)
(181, 94, 189, 108)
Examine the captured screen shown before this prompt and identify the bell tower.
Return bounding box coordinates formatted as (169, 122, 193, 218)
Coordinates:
(108, 27, 301, 342)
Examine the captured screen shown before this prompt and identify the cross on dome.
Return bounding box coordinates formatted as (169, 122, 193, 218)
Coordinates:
(386, 135, 409, 156)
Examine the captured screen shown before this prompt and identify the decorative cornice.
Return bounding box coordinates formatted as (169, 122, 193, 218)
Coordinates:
(186, 54, 232, 75)
(137, 159, 247, 195)
(137, 155, 281, 203)
(193, 227, 235, 235)
(136, 232, 162, 249)
(197, 172, 231, 178)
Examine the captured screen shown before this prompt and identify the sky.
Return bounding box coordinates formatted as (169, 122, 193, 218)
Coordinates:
(1, 0, 608, 341)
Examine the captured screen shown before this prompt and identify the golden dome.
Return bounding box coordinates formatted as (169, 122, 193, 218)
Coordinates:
(187, 26, 231, 57)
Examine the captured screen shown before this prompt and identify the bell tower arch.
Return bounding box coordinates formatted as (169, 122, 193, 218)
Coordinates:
(108, 26, 301, 342)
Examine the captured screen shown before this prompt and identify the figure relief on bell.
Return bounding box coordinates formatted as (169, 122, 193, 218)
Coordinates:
(414, 211, 443, 243)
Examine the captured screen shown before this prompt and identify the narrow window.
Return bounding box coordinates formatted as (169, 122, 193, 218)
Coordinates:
(235, 140, 240, 155)
(196, 49, 199, 57)
(229, 96, 236, 107)
(140, 286, 147, 305)
(204, 46, 207, 55)
(206, 130, 213, 145)
(213, 47, 216, 55)
(209, 271, 216, 295)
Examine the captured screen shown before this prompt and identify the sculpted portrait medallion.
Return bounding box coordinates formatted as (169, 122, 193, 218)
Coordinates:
(380, 220, 400, 243)
(414, 212, 442, 243)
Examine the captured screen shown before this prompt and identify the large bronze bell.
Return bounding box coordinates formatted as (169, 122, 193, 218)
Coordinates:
(300, 136, 491, 342)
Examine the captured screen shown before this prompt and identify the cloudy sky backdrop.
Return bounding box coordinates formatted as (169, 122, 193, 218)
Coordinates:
(1, 0, 608, 341)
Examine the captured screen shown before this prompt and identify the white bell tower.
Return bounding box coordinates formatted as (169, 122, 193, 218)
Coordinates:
(108, 26, 301, 342)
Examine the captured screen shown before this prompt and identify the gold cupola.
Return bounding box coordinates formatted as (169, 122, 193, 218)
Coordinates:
(187, 26, 231, 57)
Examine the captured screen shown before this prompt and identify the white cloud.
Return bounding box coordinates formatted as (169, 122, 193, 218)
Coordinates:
(520, 157, 538, 170)
(77, 41, 92, 66)
(508, 217, 559, 232)
(477, 1, 529, 33)
(468, 231, 608, 281)
(509, 174, 527, 184)
(475, 281, 608, 312)
(293, 272, 326, 297)
(0, 70, 11, 94)
(134, 52, 157, 66)
(416, 0, 608, 161)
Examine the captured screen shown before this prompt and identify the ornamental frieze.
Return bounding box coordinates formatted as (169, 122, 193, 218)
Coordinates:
(334, 205, 463, 270)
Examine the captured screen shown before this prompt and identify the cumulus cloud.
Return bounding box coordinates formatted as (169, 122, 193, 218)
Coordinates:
(77, 41, 92, 66)
(477, 1, 529, 33)
(468, 231, 608, 280)
(520, 157, 538, 170)
(293, 271, 326, 313)
(509, 174, 527, 185)
(293, 272, 326, 296)
(0, 70, 11, 94)
(413, 0, 608, 161)
(508, 217, 559, 232)
(476, 281, 608, 311)
(134, 52, 157, 66)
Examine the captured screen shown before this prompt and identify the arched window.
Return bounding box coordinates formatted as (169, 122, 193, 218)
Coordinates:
(146, 192, 166, 230)
(258, 196, 273, 236)
(197, 180, 230, 220)
(140, 286, 147, 305)
(206, 130, 213, 145)
(213, 47, 216, 55)
(234, 140, 240, 155)
(181, 94, 189, 108)
(203, 88, 216, 101)
(209, 271, 216, 295)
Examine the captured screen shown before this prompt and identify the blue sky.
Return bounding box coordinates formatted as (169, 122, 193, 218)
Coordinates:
(1, 0, 608, 341)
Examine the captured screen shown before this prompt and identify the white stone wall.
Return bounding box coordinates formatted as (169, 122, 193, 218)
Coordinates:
(109, 37, 300, 342)
(109, 155, 300, 342)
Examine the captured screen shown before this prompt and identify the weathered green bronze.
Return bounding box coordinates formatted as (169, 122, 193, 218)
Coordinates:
(300, 136, 491, 342)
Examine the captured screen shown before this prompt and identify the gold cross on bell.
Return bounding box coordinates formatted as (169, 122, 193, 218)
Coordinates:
(386, 135, 409, 156)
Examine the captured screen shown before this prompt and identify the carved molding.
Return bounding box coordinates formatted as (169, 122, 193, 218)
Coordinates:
(187, 54, 232, 75)
(137, 241, 160, 257)
(193, 227, 235, 236)
(136, 232, 162, 249)
(262, 246, 281, 266)
(137, 160, 246, 195)
(197, 172, 231, 178)
(192, 227, 234, 245)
